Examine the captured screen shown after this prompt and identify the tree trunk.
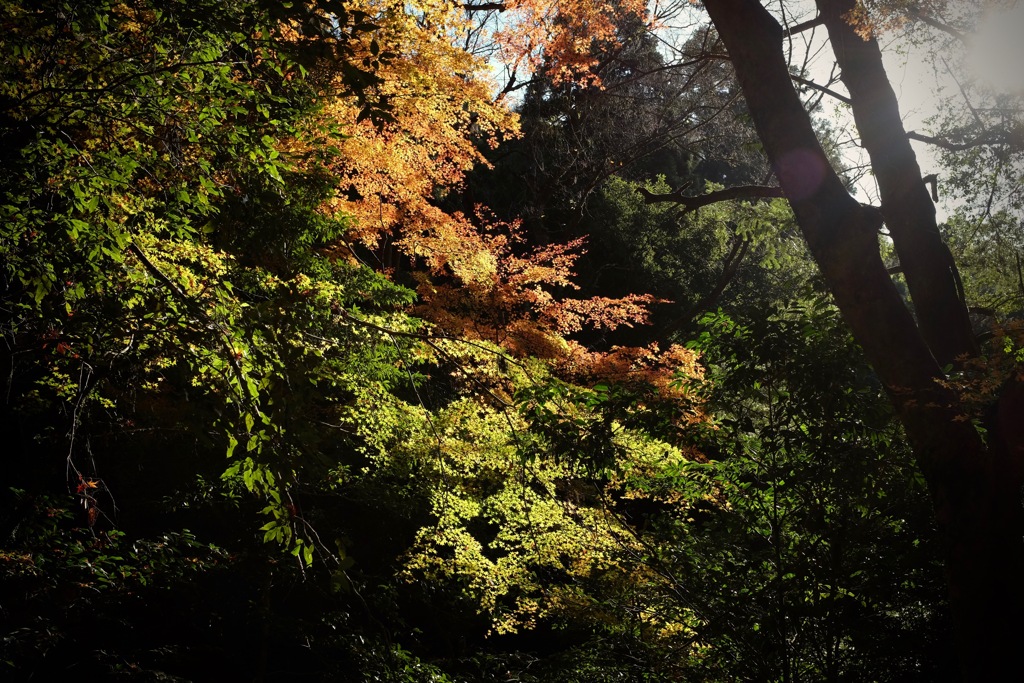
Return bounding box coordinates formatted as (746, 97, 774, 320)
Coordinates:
(702, 0, 1024, 679)
(814, 0, 977, 368)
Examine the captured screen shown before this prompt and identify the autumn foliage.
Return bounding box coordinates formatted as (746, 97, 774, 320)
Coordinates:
(294, 0, 678, 384)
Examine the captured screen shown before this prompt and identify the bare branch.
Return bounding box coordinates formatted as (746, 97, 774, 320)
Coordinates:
(785, 16, 825, 36)
(941, 56, 986, 129)
(791, 74, 851, 104)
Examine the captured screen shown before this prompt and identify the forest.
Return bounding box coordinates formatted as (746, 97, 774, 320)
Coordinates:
(1, 0, 1022, 680)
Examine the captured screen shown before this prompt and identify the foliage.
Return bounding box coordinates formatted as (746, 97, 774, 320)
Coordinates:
(391, 361, 704, 635)
(944, 209, 1024, 320)
(680, 304, 951, 681)
(0, 489, 229, 674)
(579, 177, 813, 333)
(0, 0, 980, 680)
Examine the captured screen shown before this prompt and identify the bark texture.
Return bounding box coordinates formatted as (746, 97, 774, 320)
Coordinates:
(702, 0, 1024, 679)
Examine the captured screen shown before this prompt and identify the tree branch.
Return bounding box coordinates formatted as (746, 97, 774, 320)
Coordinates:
(907, 129, 1021, 151)
(907, 7, 966, 42)
(791, 74, 851, 104)
(128, 242, 258, 409)
(667, 238, 750, 334)
(637, 184, 785, 210)
(785, 16, 825, 36)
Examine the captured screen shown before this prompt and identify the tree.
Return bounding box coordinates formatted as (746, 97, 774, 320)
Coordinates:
(699, 0, 1024, 678)
(0, 1, 695, 676)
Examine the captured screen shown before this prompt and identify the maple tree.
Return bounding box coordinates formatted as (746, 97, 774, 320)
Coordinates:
(288, 0, 672, 363)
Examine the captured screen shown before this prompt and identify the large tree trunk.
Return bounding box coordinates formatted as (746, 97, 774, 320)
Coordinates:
(702, 0, 1024, 679)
